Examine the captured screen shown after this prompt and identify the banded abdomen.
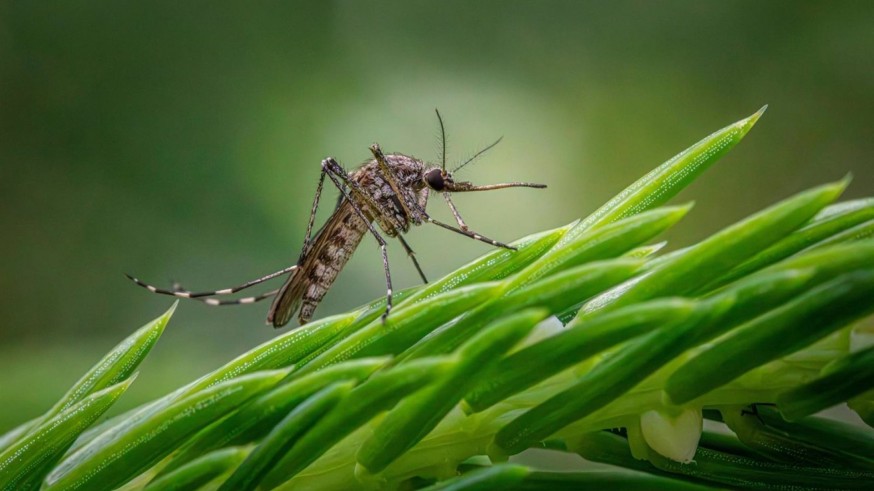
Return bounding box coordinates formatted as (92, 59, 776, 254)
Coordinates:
(267, 199, 368, 326)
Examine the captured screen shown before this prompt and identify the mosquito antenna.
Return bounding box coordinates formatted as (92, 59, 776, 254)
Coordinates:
(435, 108, 447, 171)
(452, 136, 503, 174)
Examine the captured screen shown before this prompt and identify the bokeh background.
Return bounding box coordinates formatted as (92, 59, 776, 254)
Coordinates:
(1, 1, 872, 432)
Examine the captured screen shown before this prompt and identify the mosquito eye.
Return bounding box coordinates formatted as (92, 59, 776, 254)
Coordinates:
(424, 169, 445, 190)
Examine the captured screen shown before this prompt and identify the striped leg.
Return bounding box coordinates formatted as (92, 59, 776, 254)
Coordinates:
(187, 288, 279, 306)
(166, 281, 280, 306)
(125, 265, 297, 300)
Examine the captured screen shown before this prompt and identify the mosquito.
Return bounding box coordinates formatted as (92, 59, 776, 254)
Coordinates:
(127, 111, 546, 327)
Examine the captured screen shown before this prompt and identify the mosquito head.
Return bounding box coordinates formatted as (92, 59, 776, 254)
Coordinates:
(423, 167, 453, 191)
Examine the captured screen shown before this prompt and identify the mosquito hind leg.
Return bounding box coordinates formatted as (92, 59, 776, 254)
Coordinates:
(322, 158, 395, 322)
(196, 289, 279, 306)
(125, 265, 297, 300)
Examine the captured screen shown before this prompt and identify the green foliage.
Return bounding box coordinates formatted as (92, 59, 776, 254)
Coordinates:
(3, 108, 873, 490)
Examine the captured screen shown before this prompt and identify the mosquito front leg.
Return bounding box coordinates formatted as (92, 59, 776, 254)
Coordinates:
(423, 212, 516, 251)
(441, 192, 469, 231)
(322, 158, 395, 322)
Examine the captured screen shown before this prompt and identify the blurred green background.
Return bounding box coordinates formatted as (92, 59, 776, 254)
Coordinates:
(1, 1, 872, 432)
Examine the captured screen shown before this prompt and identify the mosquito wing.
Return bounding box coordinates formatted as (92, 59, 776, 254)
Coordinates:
(267, 199, 368, 328)
(266, 266, 306, 328)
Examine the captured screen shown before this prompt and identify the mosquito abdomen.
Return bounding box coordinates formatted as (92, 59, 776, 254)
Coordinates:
(298, 202, 369, 323)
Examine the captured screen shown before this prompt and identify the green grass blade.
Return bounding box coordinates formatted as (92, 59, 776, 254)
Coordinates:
(812, 198, 874, 221)
(143, 447, 248, 491)
(357, 309, 547, 475)
(396, 224, 572, 308)
(0, 420, 37, 455)
(667, 271, 874, 405)
(188, 312, 358, 391)
(569, 106, 766, 239)
(777, 345, 874, 421)
(401, 258, 644, 360)
(45, 370, 287, 491)
(260, 357, 454, 489)
(493, 267, 817, 455)
(218, 382, 354, 491)
(464, 298, 697, 413)
(580, 179, 849, 317)
(707, 198, 874, 289)
(491, 300, 729, 456)
(163, 357, 388, 474)
(0, 306, 172, 487)
(512, 204, 692, 286)
(625, 241, 668, 259)
(297, 283, 503, 375)
(396, 205, 690, 362)
(31, 303, 174, 443)
(0, 380, 132, 491)
(750, 241, 874, 293)
(71, 309, 362, 454)
(806, 218, 874, 251)
(699, 269, 818, 340)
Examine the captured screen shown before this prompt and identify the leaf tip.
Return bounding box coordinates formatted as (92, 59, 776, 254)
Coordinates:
(750, 104, 768, 123)
(736, 105, 768, 135)
(673, 201, 696, 217)
(145, 300, 178, 339)
(112, 372, 138, 394)
(822, 174, 853, 201)
(165, 299, 180, 317)
(839, 172, 854, 189)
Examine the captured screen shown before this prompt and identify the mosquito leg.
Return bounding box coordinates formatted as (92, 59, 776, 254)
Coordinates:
(441, 192, 469, 231)
(321, 157, 405, 231)
(195, 289, 279, 306)
(424, 213, 516, 251)
(322, 158, 394, 322)
(125, 265, 297, 299)
(396, 234, 428, 284)
(297, 168, 329, 262)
